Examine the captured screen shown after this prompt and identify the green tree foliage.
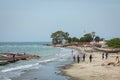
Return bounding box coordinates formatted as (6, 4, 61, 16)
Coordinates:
(79, 37, 87, 42)
(66, 37, 80, 43)
(71, 37, 80, 42)
(51, 31, 69, 44)
(79, 32, 102, 42)
(67, 37, 72, 43)
(107, 38, 120, 48)
(95, 36, 100, 42)
(83, 33, 93, 42)
(51, 31, 103, 44)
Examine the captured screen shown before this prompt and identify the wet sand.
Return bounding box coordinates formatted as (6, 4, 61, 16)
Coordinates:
(62, 46, 120, 80)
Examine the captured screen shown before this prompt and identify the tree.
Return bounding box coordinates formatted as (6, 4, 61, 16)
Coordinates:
(79, 32, 102, 42)
(64, 32, 69, 43)
(107, 38, 120, 48)
(51, 31, 69, 44)
(79, 37, 87, 42)
(95, 36, 100, 42)
(84, 33, 93, 42)
(67, 37, 72, 43)
(71, 37, 80, 42)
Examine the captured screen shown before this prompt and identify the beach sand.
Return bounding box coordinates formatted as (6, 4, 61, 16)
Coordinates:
(62, 46, 120, 80)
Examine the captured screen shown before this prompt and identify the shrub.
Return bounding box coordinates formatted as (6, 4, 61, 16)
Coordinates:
(107, 38, 120, 48)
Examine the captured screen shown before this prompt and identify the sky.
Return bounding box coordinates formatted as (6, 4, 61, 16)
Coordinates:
(0, 0, 120, 42)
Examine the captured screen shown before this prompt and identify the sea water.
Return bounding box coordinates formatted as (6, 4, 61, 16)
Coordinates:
(0, 42, 74, 80)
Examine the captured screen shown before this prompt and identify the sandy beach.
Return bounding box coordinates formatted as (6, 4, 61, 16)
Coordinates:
(62, 46, 120, 80)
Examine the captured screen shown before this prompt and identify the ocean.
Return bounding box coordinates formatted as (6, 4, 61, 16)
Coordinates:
(0, 42, 74, 80)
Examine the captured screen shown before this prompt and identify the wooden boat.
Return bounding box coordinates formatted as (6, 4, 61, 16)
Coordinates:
(95, 48, 120, 53)
(0, 60, 8, 65)
(0, 57, 15, 63)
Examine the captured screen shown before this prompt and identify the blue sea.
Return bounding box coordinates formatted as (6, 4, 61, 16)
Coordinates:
(0, 42, 74, 80)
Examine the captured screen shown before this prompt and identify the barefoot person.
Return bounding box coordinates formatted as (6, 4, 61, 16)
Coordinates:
(102, 53, 104, 60)
(83, 53, 86, 61)
(73, 55, 76, 62)
(89, 54, 92, 63)
(77, 55, 80, 63)
(105, 52, 109, 59)
(116, 56, 119, 62)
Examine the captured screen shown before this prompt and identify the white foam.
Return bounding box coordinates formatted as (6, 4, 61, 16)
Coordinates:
(1, 58, 56, 73)
(1, 63, 39, 73)
(39, 58, 56, 63)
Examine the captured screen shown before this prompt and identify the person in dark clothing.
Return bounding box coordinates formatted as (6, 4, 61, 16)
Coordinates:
(71, 50, 73, 55)
(102, 53, 104, 60)
(83, 53, 86, 61)
(77, 55, 80, 63)
(116, 56, 119, 62)
(13, 54, 16, 62)
(73, 55, 76, 62)
(105, 52, 109, 59)
(89, 54, 92, 63)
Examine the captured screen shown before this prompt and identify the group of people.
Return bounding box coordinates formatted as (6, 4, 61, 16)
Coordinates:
(72, 49, 111, 63)
(102, 52, 120, 62)
(72, 51, 110, 63)
(72, 49, 120, 64)
(73, 53, 93, 63)
(102, 52, 109, 60)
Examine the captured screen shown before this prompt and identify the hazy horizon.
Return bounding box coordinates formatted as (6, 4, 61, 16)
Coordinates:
(0, 0, 120, 42)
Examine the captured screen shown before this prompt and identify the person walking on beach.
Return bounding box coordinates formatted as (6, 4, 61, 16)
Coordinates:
(73, 55, 76, 62)
(71, 50, 74, 55)
(77, 55, 80, 63)
(116, 56, 119, 62)
(83, 53, 86, 61)
(105, 52, 109, 59)
(102, 53, 104, 60)
(89, 54, 92, 63)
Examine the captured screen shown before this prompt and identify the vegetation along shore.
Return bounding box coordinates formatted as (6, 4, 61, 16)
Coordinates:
(50, 30, 120, 80)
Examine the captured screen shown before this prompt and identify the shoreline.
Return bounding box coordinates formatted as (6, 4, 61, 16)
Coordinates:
(60, 46, 83, 80)
(60, 64, 80, 80)
(61, 46, 120, 80)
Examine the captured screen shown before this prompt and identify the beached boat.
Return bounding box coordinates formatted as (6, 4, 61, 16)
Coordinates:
(0, 60, 8, 65)
(0, 52, 40, 66)
(95, 48, 120, 53)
